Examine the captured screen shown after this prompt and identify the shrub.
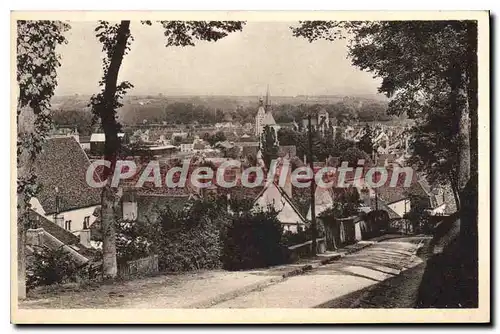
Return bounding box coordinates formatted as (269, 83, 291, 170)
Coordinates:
(128, 198, 226, 272)
(221, 208, 288, 270)
(115, 218, 153, 266)
(26, 245, 82, 290)
(156, 227, 221, 272)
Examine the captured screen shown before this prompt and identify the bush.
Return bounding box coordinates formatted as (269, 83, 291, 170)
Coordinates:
(26, 245, 83, 290)
(115, 218, 153, 266)
(156, 227, 221, 272)
(124, 199, 226, 272)
(221, 209, 288, 270)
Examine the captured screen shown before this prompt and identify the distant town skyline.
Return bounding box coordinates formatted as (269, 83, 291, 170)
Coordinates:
(54, 21, 383, 97)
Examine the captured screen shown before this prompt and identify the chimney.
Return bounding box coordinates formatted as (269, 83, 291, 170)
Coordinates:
(79, 229, 91, 248)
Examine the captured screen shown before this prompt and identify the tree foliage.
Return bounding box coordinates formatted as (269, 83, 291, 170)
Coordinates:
(339, 147, 371, 167)
(89, 20, 245, 278)
(17, 20, 70, 198)
(358, 124, 374, 157)
(16, 20, 71, 298)
(319, 188, 361, 219)
(221, 207, 287, 270)
(205, 131, 227, 147)
(261, 125, 279, 168)
(292, 20, 477, 192)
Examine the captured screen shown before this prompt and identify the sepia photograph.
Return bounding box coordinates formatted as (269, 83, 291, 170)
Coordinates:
(11, 11, 489, 324)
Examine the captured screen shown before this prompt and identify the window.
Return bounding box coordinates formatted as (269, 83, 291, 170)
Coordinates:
(83, 216, 90, 229)
(65, 220, 72, 231)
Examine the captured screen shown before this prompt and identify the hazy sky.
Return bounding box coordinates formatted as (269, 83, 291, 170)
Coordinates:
(54, 21, 382, 97)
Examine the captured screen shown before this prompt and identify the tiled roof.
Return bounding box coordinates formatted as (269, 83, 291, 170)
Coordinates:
(79, 136, 91, 143)
(278, 145, 297, 158)
(218, 184, 265, 202)
(34, 137, 102, 214)
(236, 141, 259, 147)
(376, 185, 409, 205)
(29, 209, 79, 246)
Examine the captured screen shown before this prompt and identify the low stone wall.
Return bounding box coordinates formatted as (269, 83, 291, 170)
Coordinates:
(118, 254, 159, 278)
(287, 238, 326, 262)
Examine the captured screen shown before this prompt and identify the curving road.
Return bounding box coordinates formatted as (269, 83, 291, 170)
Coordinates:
(211, 236, 429, 308)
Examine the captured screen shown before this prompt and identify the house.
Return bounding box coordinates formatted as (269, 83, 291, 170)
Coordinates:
(301, 116, 318, 130)
(29, 137, 101, 237)
(180, 143, 194, 153)
(131, 129, 150, 143)
(171, 132, 188, 141)
(49, 127, 80, 143)
(317, 109, 329, 135)
(193, 142, 207, 151)
(215, 122, 235, 129)
(79, 135, 91, 151)
(409, 178, 454, 215)
(26, 209, 95, 265)
(374, 184, 411, 219)
(147, 144, 178, 156)
(253, 182, 307, 233)
(306, 187, 335, 221)
(90, 132, 126, 154)
(121, 186, 200, 223)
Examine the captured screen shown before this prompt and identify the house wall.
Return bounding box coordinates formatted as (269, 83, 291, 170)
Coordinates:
(80, 142, 91, 150)
(388, 199, 411, 218)
(429, 203, 447, 215)
(283, 223, 300, 233)
(29, 197, 98, 236)
(123, 201, 138, 220)
(180, 143, 194, 152)
(255, 184, 305, 230)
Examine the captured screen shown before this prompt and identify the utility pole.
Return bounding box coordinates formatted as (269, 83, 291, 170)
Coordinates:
(308, 115, 317, 254)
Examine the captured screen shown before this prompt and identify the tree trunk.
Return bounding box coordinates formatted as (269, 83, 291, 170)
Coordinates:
(17, 200, 27, 300)
(448, 172, 461, 211)
(466, 22, 478, 174)
(17, 108, 36, 300)
(457, 96, 471, 190)
(99, 21, 131, 278)
(448, 63, 471, 190)
(101, 186, 118, 278)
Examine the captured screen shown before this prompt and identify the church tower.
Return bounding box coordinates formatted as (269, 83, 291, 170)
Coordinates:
(255, 85, 280, 146)
(255, 97, 266, 137)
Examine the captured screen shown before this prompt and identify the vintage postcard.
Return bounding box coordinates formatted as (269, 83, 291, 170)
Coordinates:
(11, 11, 490, 324)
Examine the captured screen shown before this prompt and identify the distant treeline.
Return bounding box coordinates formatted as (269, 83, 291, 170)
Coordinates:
(50, 95, 400, 132)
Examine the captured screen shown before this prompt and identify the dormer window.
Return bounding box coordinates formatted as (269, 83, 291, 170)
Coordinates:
(64, 220, 72, 231)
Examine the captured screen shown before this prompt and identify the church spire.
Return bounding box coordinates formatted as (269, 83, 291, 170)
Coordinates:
(265, 84, 270, 112)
